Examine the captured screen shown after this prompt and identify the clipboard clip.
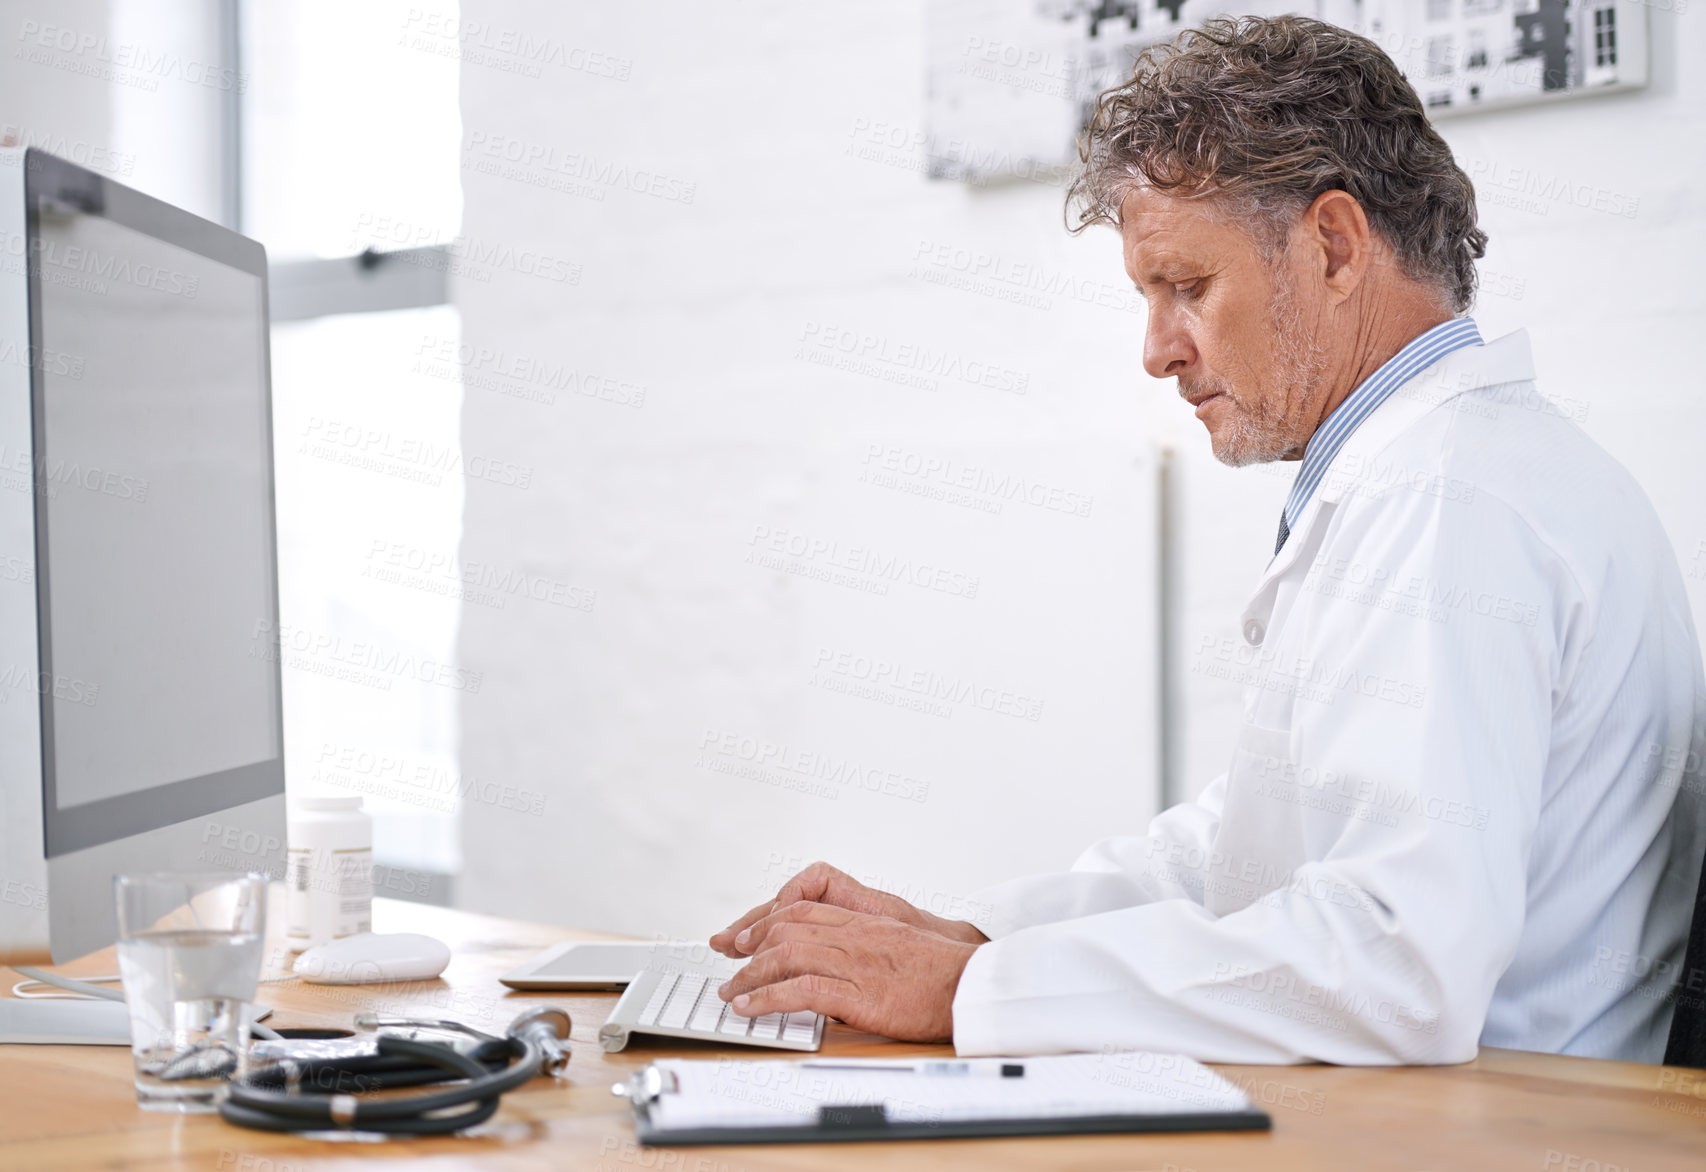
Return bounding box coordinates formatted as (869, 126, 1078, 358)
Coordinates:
(818, 1104, 889, 1129)
(611, 1064, 679, 1107)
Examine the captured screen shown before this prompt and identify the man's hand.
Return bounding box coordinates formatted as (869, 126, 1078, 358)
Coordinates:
(715, 902, 980, 1042)
(709, 861, 987, 957)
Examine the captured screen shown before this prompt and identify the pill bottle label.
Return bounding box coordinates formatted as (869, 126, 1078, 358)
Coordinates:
(283, 845, 373, 948)
(285, 848, 312, 946)
(333, 848, 373, 938)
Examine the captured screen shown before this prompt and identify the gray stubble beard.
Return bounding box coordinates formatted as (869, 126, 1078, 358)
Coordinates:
(1200, 266, 1329, 469)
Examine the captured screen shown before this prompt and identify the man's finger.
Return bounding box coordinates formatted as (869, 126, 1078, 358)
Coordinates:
(739, 900, 864, 956)
(709, 897, 781, 956)
(719, 938, 854, 1000)
(728, 973, 862, 1023)
(744, 920, 858, 971)
(774, 861, 839, 906)
(708, 862, 847, 956)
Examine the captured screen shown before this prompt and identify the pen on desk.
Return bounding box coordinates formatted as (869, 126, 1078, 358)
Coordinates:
(799, 1060, 1025, 1078)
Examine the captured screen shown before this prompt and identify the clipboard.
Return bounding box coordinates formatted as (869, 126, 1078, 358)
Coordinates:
(611, 1054, 1273, 1146)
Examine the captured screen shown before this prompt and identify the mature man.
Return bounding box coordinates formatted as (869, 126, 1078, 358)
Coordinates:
(710, 16, 1706, 1064)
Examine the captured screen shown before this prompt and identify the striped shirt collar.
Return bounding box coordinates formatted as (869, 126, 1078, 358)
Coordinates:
(1281, 316, 1483, 530)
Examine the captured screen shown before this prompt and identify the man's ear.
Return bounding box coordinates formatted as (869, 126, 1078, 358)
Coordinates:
(1301, 189, 1372, 303)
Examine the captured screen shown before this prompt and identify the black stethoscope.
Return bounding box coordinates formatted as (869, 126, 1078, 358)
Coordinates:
(218, 1006, 572, 1136)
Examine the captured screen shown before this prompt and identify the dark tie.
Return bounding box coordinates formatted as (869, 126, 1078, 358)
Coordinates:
(1274, 512, 1290, 556)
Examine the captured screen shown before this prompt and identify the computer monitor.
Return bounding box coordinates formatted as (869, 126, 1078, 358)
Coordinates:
(0, 148, 286, 963)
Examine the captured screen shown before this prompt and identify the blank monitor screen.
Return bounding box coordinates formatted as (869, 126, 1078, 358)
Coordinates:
(29, 159, 283, 856)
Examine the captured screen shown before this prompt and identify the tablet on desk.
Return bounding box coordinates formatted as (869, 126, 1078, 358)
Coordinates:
(500, 940, 720, 990)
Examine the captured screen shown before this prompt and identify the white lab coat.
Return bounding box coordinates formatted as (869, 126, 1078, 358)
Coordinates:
(952, 329, 1706, 1065)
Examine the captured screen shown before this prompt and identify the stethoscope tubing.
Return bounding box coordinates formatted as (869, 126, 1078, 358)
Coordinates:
(218, 1033, 544, 1135)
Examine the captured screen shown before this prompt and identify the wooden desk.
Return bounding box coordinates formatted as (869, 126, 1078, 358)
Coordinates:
(4, 899, 1705, 1171)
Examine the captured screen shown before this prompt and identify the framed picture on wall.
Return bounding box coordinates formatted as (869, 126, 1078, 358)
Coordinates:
(1365, 0, 1650, 115)
(925, 0, 1649, 185)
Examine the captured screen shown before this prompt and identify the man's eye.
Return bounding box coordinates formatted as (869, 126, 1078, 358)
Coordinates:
(1174, 281, 1202, 300)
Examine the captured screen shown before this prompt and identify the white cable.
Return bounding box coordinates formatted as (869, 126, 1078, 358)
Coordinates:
(14, 972, 294, 998)
(11, 974, 122, 999)
(15, 968, 293, 996)
(12, 966, 125, 1002)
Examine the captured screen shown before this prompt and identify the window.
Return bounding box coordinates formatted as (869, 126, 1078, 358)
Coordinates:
(104, 0, 231, 224)
(241, 0, 465, 892)
(241, 2, 461, 260)
(1426, 0, 1454, 20)
(1427, 36, 1455, 78)
(1594, 8, 1618, 68)
(12, 0, 463, 895)
(1466, 30, 1488, 70)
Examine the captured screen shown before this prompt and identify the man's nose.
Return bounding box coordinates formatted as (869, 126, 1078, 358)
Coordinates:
(1143, 311, 1195, 380)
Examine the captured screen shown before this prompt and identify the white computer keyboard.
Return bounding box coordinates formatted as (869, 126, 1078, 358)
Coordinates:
(598, 964, 825, 1052)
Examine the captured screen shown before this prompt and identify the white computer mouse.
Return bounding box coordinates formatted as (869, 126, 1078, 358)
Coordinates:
(294, 932, 452, 984)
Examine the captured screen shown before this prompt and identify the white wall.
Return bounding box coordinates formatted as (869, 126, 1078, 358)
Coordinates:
(453, 0, 1166, 937)
(454, 1, 1706, 937)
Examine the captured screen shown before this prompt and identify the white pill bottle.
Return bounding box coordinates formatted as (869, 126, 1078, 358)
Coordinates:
(285, 795, 373, 951)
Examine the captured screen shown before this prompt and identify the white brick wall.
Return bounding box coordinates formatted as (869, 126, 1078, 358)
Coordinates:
(453, 1, 1706, 937)
(452, 0, 1166, 937)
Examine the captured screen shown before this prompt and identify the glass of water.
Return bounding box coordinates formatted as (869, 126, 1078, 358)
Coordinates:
(114, 872, 267, 1112)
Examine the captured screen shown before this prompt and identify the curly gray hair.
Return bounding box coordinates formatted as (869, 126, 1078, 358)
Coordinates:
(1068, 15, 1487, 313)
